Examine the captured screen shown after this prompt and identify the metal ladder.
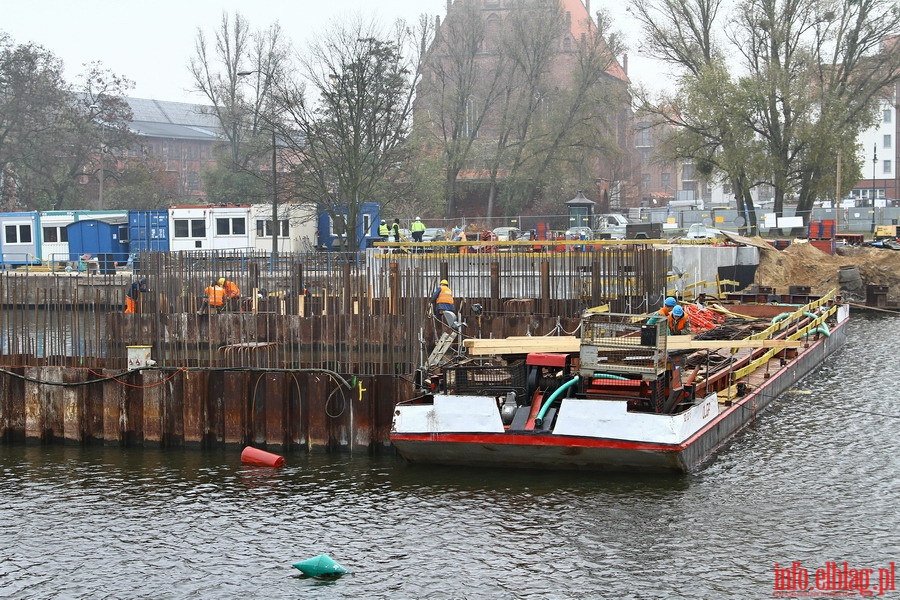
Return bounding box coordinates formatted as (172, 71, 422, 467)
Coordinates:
(425, 331, 457, 369)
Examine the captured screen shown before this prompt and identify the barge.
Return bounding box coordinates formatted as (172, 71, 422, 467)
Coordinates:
(391, 292, 847, 472)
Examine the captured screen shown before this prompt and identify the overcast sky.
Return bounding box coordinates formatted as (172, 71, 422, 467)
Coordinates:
(3, 0, 658, 104)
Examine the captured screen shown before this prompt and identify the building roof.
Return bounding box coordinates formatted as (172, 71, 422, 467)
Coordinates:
(125, 97, 221, 141)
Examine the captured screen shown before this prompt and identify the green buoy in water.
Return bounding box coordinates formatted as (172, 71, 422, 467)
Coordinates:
(292, 554, 348, 578)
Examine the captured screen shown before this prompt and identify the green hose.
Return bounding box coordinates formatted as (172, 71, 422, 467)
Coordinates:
(534, 374, 579, 427)
(801, 325, 831, 338)
(773, 311, 822, 327)
(592, 373, 630, 380)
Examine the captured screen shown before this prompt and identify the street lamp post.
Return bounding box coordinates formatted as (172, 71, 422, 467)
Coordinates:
(98, 143, 105, 211)
(237, 71, 278, 258)
(89, 103, 104, 210)
(872, 143, 877, 233)
(270, 127, 277, 257)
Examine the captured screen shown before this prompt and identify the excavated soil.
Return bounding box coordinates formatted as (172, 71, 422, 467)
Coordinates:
(751, 238, 900, 303)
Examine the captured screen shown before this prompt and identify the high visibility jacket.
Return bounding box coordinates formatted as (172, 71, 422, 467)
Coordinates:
(668, 313, 689, 334)
(391, 223, 400, 238)
(223, 280, 241, 299)
(647, 308, 666, 325)
(433, 284, 455, 311)
(378, 223, 389, 236)
(125, 281, 147, 313)
(205, 284, 226, 307)
(411, 221, 426, 233)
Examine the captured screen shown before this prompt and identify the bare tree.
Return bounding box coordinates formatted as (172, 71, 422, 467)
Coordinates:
(477, 1, 565, 218)
(416, 2, 629, 219)
(506, 8, 629, 210)
(190, 11, 291, 204)
(414, 0, 507, 219)
(277, 17, 426, 252)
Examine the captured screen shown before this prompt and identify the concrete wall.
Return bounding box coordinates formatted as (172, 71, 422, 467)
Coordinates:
(671, 245, 760, 297)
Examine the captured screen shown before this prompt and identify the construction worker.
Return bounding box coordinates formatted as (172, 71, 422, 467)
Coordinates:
(378, 219, 390, 241)
(410, 217, 426, 242)
(431, 279, 459, 329)
(668, 304, 690, 335)
(648, 296, 677, 325)
(219, 277, 241, 311)
(124, 278, 149, 314)
(220, 277, 240, 299)
(203, 279, 226, 313)
(392, 218, 401, 242)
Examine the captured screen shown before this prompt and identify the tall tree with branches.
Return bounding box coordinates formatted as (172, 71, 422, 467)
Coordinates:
(24, 63, 133, 210)
(501, 7, 628, 212)
(1, 36, 133, 211)
(630, 0, 766, 233)
(277, 18, 426, 252)
(476, 1, 565, 219)
(414, 1, 507, 219)
(190, 11, 291, 204)
(0, 36, 68, 209)
(632, 0, 900, 232)
(736, 0, 900, 228)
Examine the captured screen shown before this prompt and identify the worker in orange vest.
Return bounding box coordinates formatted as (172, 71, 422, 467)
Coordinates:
(203, 279, 226, 313)
(124, 278, 149, 314)
(668, 304, 690, 335)
(220, 277, 240, 299)
(431, 278, 460, 329)
(648, 296, 677, 325)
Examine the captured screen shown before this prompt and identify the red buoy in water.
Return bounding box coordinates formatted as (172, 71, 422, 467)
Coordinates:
(241, 446, 285, 467)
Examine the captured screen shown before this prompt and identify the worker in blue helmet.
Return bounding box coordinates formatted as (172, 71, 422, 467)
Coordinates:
(668, 304, 690, 335)
(648, 296, 678, 325)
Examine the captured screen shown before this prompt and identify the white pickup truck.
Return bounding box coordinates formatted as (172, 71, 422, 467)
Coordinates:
(595, 213, 629, 239)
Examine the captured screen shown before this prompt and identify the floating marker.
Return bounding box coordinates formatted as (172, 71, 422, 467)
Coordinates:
(292, 554, 348, 578)
(240, 446, 285, 467)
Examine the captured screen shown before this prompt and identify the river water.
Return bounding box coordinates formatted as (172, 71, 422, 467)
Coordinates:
(1, 313, 898, 599)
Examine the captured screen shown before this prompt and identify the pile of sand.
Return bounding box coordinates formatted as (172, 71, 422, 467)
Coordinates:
(752, 238, 900, 301)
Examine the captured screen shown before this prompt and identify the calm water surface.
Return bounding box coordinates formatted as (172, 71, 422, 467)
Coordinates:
(1, 314, 898, 599)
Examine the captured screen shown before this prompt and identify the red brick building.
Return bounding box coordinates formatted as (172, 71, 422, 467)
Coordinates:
(124, 97, 220, 200)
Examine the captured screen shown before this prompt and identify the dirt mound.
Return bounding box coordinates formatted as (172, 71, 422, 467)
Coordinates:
(753, 239, 900, 302)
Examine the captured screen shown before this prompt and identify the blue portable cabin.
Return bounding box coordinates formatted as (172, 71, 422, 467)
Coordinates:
(67, 218, 130, 274)
(0, 211, 40, 267)
(316, 202, 382, 250)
